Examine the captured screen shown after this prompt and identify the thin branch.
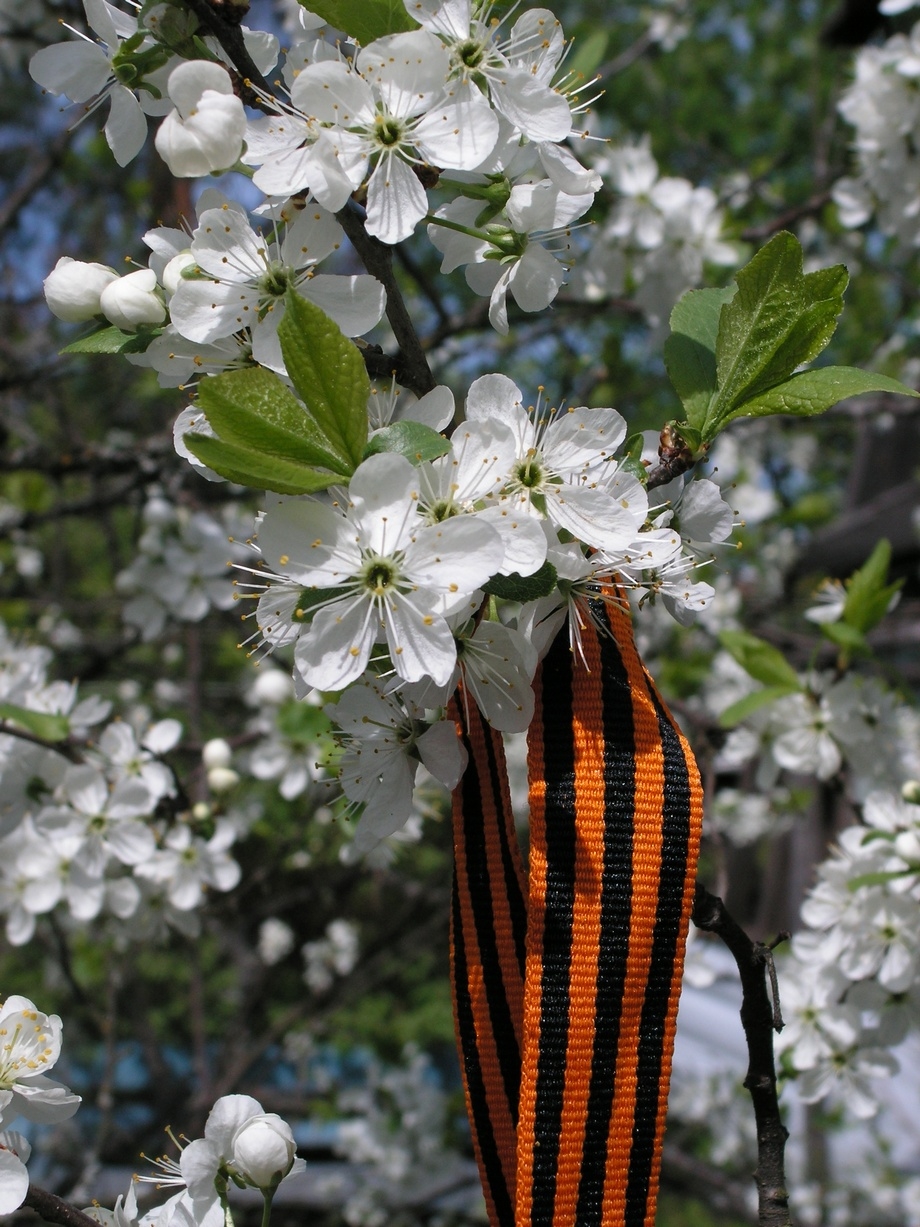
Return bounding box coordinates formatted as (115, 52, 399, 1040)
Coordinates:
(661, 1144, 757, 1223)
(0, 129, 73, 236)
(741, 193, 832, 242)
(335, 204, 435, 396)
(23, 1187, 101, 1227)
(178, 0, 274, 97)
(0, 722, 82, 762)
(692, 883, 793, 1227)
(596, 29, 657, 82)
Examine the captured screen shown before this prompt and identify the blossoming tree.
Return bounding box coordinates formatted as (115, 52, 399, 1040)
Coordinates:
(2, 0, 920, 1224)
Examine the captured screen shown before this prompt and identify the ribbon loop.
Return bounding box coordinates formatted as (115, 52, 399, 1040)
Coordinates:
(451, 595, 703, 1227)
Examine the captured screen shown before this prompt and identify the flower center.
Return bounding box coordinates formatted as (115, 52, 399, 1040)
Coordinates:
(259, 261, 293, 299)
(360, 555, 401, 597)
(374, 115, 405, 148)
(513, 453, 546, 489)
(457, 37, 486, 68)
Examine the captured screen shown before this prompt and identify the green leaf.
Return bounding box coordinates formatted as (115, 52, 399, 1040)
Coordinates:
(820, 621, 869, 653)
(848, 869, 912, 891)
(718, 629, 801, 688)
(363, 421, 451, 465)
(710, 233, 847, 432)
(0, 702, 70, 742)
(196, 367, 351, 477)
(184, 433, 344, 495)
(718, 685, 801, 729)
(484, 561, 559, 602)
(664, 286, 736, 429)
(842, 538, 905, 634)
(720, 366, 919, 425)
(301, 0, 417, 42)
(565, 29, 608, 79)
(278, 291, 370, 471)
(61, 324, 163, 355)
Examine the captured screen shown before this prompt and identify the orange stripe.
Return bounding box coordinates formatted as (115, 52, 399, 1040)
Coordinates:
(450, 699, 520, 1208)
(551, 625, 606, 1226)
(449, 893, 505, 1227)
(638, 673, 704, 1226)
(515, 661, 547, 1227)
(466, 705, 527, 1050)
(601, 601, 667, 1224)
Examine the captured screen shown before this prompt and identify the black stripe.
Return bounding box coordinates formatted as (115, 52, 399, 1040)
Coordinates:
(575, 608, 638, 1225)
(451, 878, 517, 1227)
(530, 630, 578, 1227)
(623, 686, 693, 1225)
(483, 723, 528, 982)
(461, 729, 523, 1123)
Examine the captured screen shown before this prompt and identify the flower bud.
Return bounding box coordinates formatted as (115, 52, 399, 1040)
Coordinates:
(902, 779, 920, 806)
(155, 62, 246, 178)
(202, 738, 233, 770)
(162, 250, 197, 297)
(251, 669, 294, 706)
(231, 1114, 298, 1189)
(99, 270, 167, 330)
(207, 766, 239, 794)
(44, 257, 119, 322)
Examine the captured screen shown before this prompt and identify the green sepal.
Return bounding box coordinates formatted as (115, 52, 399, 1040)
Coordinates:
(0, 702, 70, 742)
(300, 0, 418, 43)
(718, 629, 801, 689)
(278, 291, 370, 472)
(717, 685, 801, 729)
(184, 434, 344, 495)
(483, 561, 558, 602)
(196, 367, 351, 477)
(363, 421, 451, 465)
(61, 324, 163, 355)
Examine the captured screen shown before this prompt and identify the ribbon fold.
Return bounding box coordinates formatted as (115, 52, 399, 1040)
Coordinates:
(451, 596, 703, 1227)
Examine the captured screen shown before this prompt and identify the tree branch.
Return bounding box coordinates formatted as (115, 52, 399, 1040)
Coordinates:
(178, 0, 273, 97)
(692, 883, 793, 1227)
(335, 205, 435, 396)
(24, 1187, 101, 1227)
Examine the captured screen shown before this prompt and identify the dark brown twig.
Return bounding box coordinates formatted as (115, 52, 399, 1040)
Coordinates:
(741, 193, 832, 243)
(335, 205, 435, 396)
(24, 1187, 101, 1227)
(692, 883, 793, 1227)
(178, 0, 273, 96)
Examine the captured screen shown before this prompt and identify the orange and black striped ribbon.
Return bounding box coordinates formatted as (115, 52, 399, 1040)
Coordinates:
(450, 594, 703, 1227)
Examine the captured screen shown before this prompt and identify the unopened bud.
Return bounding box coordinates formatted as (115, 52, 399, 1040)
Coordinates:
(99, 269, 166, 330)
(44, 257, 118, 322)
(902, 780, 920, 805)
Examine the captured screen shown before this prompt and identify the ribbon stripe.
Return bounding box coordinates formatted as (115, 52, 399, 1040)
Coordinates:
(450, 596, 703, 1227)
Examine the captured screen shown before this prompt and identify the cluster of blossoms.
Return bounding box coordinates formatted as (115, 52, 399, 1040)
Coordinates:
(833, 19, 920, 246)
(0, 996, 80, 1213)
(126, 1095, 304, 1227)
(775, 789, 920, 1120)
(115, 492, 252, 641)
(36, 0, 609, 352)
(570, 139, 738, 328)
(247, 371, 733, 855)
(0, 620, 243, 944)
(333, 1046, 469, 1227)
(709, 658, 918, 802)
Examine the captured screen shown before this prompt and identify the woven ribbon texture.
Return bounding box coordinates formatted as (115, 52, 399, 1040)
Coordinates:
(451, 597, 703, 1227)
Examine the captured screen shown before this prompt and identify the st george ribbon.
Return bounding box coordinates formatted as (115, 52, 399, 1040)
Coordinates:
(450, 592, 703, 1227)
